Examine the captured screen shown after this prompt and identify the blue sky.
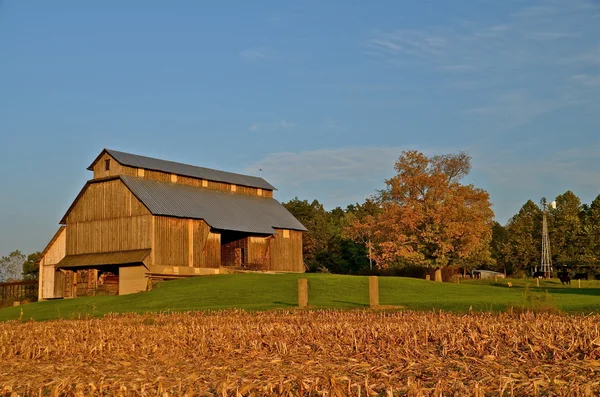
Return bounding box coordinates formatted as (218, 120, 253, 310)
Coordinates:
(1, 0, 599, 257)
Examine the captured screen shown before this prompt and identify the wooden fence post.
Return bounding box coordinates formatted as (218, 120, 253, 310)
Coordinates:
(369, 276, 379, 308)
(578, 279, 581, 289)
(298, 278, 308, 308)
(536, 277, 540, 287)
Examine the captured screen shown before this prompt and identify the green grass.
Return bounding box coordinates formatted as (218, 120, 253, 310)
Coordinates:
(1, 274, 599, 321)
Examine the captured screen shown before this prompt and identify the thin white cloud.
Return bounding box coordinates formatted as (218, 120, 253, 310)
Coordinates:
(248, 120, 297, 131)
(438, 64, 476, 72)
(368, 30, 448, 57)
(572, 74, 600, 87)
(581, 47, 600, 65)
(463, 90, 582, 128)
(523, 31, 580, 40)
(474, 145, 600, 223)
(490, 24, 511, 32)
(245, 146, 457, 186)
(239, 46, 275, 62)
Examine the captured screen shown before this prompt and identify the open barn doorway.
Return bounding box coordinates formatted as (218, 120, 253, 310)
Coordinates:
(221, 231, 248, 267)
(220, 231, 272, 270)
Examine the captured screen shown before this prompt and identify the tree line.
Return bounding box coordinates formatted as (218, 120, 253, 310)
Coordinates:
(284, 151, 600, 277)
(1, 150, 597, 281)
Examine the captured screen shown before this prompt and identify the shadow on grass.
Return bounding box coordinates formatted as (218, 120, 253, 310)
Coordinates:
(546, 288, 600, 296)
(332, 300, 367, 307)
(272, 301, 296, 307)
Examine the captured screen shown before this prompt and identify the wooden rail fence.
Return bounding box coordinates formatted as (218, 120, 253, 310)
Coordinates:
(0, 280, 38, 306)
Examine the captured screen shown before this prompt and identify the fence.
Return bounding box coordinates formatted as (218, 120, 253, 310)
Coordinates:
(0, 280, 38, 307)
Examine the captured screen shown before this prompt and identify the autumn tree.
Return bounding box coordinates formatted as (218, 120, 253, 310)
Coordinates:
(347, 150, 494, 269)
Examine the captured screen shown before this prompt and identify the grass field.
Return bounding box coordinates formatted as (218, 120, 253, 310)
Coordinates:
(1, 273, 599, 321)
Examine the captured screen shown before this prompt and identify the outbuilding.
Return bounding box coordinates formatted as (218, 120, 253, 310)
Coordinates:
(38, 149, 306, 299)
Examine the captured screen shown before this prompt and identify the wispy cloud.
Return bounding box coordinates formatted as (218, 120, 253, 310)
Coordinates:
(321, 83, 394, 92)
(523, 31, 580, 40)
(474, 144, 600, 223)
(463, 90, 583, 129)
(239, 46, 276, 62)
(368, 30, 448, 57)
(580, 47, 600, 65)
(438, 64, 476, 72)
(245, 146, 456, 186)
(248, 120, 296, 131)
(571, 74, 600, 87)
(365, 0, 600, 129)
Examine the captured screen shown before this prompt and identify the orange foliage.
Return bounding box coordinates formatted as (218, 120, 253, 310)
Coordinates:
(348, 151, 494, 269)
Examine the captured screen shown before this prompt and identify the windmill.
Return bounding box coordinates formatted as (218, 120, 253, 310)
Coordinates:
(536, 198, 555, 278)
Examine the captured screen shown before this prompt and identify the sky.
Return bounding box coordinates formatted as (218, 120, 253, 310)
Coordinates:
(1, 0, 599, 258)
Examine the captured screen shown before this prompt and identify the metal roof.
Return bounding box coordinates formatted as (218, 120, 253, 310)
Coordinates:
(57, 249, 151, 269)
(121, 176, 307, 234)
(89, 149, 276, 191)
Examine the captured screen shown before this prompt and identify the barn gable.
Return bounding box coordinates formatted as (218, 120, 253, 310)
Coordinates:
(88, 149, 276, 191)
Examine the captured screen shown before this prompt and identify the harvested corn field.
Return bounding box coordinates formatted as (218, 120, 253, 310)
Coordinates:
(1, 310, 600, 396)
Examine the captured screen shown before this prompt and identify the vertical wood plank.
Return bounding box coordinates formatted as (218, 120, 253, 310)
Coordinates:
(298, 278, 308, 308)
(369, 276, 379, 308)
(434, 268, 442, 282)
(188, 219, 193, 267)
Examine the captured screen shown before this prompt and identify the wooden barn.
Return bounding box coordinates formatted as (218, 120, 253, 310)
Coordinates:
(38, 149, 306, 299)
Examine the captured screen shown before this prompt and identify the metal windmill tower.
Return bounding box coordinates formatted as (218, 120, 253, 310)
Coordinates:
(537, 198, 555, 277)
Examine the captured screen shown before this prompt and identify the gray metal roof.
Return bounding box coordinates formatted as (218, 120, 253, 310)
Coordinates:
(121, 176, 306, 234)
(90, 149, 276, 191)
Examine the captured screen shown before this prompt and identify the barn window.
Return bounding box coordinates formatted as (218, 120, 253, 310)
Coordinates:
(283, 229, 290, 239)
(231, 184, 237, 192)
(257, 188, 263, 196)
(104, 159, 110, 171)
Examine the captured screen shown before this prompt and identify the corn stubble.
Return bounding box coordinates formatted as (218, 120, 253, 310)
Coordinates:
(1, 310, 599, 396)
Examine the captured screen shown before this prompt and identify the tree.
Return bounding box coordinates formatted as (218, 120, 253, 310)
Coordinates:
(490, 222, 508, 273)
(0, 250, 26, 282)
(343, 198, 381, 270)
(548, 191, 584, 268)
(503, 200, 542, 274)
(283, 198, 331, 267)
(22, 252, 42, 280)
(580, 194, 600, 269)
(349, 150, 494, 269)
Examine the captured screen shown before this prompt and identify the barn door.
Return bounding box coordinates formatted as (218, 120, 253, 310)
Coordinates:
(53, 270, 65, 298)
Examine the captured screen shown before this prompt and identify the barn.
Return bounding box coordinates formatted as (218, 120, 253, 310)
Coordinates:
(37, 149, 306, 299)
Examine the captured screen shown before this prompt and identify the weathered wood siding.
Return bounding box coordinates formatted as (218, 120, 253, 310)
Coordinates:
(92, 153, 137, 179)
(153, 217, 220, 268)
(119, 266, 147, 295)
(192, 220, 221, 268)
(66, 179, 153, 256)
(38, 227, 67, 299)
(269, 229, 304, 272)
(153, 217, 188, 267)
(247, 236, 271, 269)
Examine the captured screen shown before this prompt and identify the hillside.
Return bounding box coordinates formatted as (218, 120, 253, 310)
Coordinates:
(1, 273, 599, 321)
